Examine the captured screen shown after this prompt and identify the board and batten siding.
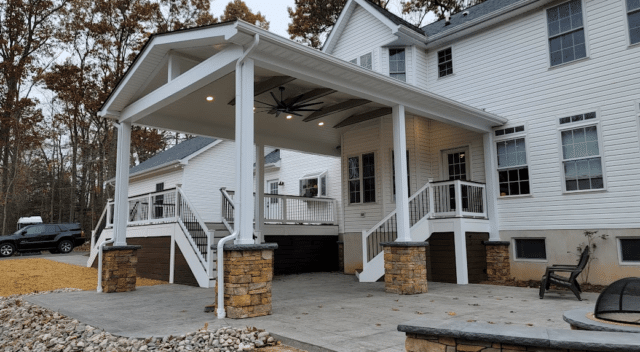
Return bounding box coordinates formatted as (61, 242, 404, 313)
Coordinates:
(330, 4, 396, 74)
(423, 0, 640, 230)
(181, 141, 236, 223)
(128, 168, 184, 197)
(263, 149, 343, 232)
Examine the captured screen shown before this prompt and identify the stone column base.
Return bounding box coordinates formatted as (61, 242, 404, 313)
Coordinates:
(483, 241, 511, 282)
(382, 242, 429, 295)
(211, 243, 278, 319)
(102, 245, 142, 293)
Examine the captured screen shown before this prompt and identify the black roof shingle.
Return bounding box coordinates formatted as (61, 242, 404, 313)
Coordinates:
(129, 136, 217, 175)
(421, 0, 523, 37)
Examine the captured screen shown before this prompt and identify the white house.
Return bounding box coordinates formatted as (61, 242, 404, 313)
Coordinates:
(93, 0, 639, 302)
(90, 137, 342, 287)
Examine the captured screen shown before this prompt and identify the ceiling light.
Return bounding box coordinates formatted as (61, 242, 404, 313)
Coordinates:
(206, 96, 214, 102)
(286, 115, 292, 119)
(318, 122, 324, 126)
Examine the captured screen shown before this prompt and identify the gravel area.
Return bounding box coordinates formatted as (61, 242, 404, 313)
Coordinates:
(0, 290, 281, 352)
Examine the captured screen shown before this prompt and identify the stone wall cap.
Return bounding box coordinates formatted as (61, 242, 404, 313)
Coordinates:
(102, 245, 142, 252)
(397, 318, 640, 351)
(217, 243, 278, 251)
(563, 308, 640, 333)
(380, 242, 429, 247)
(482, 241, 510, 246)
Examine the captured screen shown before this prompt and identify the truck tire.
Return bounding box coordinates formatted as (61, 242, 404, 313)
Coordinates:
(57, 239, 74, 254)
(0, 243, 15, 257)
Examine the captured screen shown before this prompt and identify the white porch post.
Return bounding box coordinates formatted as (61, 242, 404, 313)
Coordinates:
(234, 57, 255, 245)
(482, 132, 501, 241)
(113, 121, 132, 247)
(392, 105, 411, 242)
(453, 219, 469, 285)
(254, 144, 265, 244)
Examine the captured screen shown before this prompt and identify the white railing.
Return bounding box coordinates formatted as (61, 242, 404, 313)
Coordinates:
(220, 188, 338, 227)
(361, 180, 487, 265)
(91, 206, 109, 249)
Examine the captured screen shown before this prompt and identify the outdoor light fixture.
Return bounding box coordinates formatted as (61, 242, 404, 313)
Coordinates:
(206, 96, 215, 102)
(318, 122, 324, 126)
(286, 115, 292, 119)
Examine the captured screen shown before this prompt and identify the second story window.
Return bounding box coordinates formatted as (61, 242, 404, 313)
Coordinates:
(438, 48, 453, 77)
(349, 53, 373, 70)
(389, 49, 406, 82)
(628, 0, 640, 45)
(547, 0, 587, 67)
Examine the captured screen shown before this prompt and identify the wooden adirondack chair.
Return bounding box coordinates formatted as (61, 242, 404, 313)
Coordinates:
(539, 247, 590, 301)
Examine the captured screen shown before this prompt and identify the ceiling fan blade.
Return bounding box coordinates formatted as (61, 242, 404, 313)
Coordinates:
(255, 100, 276, 107)
(275, 111, 281, 118)
(289, 94, 304, 107)
(293, 108, 322, 112)
(270, 92, 284, 108)
(290, 112, 303, 117)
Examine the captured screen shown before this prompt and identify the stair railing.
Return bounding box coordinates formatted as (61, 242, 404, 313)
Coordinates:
(220, 188, 235, 234)
(91, 206, 109, 249)
(177, 187, 214, 276)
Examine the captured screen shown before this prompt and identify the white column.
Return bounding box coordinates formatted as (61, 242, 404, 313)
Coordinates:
(234, 58, 255, 245)
(113, 121, 132, 247)
(453, 219, 469, 284)
(482, 132, 501, 241)
(392, 105, 411, 242)
(254, 144, 265, 244)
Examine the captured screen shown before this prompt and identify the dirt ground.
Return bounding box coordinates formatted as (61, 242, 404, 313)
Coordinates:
(260, 345, 307, 352)
(0, 258, 166, 296)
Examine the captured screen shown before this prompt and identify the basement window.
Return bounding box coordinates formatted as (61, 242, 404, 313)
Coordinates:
(619, 238, 640, 263)
(300, 171, 327, 197)
(514, 238, 547, 260)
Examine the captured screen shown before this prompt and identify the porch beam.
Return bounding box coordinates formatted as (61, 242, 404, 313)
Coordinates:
(113, 121, 132, 246)
(333, 107, 392, 128)
(483, 132, 501, 240)
(254, 144, 265, 244)
(119, 45, 243, 124)
(392, 105, 411, 242)
(228, 76, 296, 106)
(303, 99, 370, 122)
(267, 88, 336, 114)
(234, 57, 256, 245)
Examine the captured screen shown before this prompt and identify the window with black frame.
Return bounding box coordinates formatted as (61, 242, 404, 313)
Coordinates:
(515, 238, 547, 260)
(438, 48, 453, 77)
(348, 153, 376, 204)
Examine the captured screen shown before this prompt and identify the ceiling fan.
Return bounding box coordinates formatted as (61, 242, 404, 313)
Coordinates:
(255, 87, 323, 118)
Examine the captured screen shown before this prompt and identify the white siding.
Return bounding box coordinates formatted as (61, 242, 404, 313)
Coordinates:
(181, 141, 236, 223)
(331, 4, 396, 75)
(128, 168, 184, 197)
(423, 0, 640, 230)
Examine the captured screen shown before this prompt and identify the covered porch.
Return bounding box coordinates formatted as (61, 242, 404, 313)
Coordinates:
(98, 20, 507, 317)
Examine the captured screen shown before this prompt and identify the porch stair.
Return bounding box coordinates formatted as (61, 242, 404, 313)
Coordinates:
(356, 180, 487, 283)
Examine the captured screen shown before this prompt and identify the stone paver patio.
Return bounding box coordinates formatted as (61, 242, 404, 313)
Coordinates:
(26, 272, 598, 352)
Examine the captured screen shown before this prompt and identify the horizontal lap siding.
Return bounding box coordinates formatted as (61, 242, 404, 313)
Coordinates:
(128, 169, 183, 197)
(425, 0, 640, 230)
(429, 120, 486, 183)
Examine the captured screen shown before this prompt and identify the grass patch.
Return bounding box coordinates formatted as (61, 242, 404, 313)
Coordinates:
(0, 258, 166, 297)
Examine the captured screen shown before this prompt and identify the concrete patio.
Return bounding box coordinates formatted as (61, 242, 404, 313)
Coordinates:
(27, 272, 598, 352)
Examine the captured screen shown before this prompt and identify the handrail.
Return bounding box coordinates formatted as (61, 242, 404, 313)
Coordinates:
(91, 206, 109, 249)
(177, 187, 211, 270)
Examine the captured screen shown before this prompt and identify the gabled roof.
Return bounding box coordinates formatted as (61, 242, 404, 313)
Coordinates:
(421, 0, 522, 36)
(129, 136, 217, 175)
(363, 0, 424, 35)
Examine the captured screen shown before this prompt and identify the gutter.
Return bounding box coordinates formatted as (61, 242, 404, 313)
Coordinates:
(217, 33, 260, 320)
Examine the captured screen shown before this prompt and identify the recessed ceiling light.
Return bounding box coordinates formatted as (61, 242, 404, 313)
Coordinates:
(206, 96, 214, 102)
(286, 115, 292, 119)
(318, 122, 324, 126)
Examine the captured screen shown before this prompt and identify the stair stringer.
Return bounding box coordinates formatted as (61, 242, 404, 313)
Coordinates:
(175, 224, 216, 288)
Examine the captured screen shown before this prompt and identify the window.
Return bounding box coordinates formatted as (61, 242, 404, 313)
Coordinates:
(628, 0, 640, 45)
(299, 172, 327, 197)
(560, 120, 604, 191)
(389, 49, 406, 81)
(497, 138, 530, 196)
(348, 153, 376, 204)
(437, 48, 453, 77)
(349, 53, 372, 70)
(559, 111, 595, 125)
(515, 239, 547, 260)
(495, 125, 525, 136)
(547, 0, 587, 66)
(25, 225, 45, 235)
(267, 179, 279, 203)
(392, 150, 410, 198)
(619, 238, 640, 262)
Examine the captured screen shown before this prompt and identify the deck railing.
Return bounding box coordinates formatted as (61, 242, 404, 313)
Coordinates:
(362, 180, 487, 264)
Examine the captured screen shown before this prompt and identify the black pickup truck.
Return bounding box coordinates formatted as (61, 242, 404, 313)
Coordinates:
(0, 223, 85, 257)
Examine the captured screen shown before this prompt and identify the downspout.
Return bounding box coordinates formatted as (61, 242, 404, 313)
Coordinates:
(97, 239, 114, 292)
(217, 33, 260, 319)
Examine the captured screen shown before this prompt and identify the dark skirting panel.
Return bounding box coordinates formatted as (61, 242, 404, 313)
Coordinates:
(264, 235, 339, 275)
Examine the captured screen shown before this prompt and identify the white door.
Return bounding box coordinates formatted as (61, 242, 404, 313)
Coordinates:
(266, 180, 280, 220)
(441, 147, 470, 211)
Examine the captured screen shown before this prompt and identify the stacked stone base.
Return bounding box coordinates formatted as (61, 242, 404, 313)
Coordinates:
(213, 244, 277, 319)
(382, 242, 429, 295)
(101, 246, 141, 293)
(484, 241, 511, 283)
(406, 334, 588, 352)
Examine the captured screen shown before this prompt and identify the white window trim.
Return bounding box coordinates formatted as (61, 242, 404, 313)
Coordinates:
(299, 171, 328, 197)
(346, 152, 377, 205)
(544, 0, 591, 69)
(436, 46, 454, 79)
(617, 237, 640, 265)
(555, 109, 608, 194)
(388, 47, 407, 81)
(267, 179, 279, 194)
(636, 100, 640, 145)
(512, 237, 548, 263)
(623, 0, 640, 47)
(494, 124, 533, 198)
(439, 146, 472, 182)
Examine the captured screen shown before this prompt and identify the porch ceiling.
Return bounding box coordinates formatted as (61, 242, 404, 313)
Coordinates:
(100, 21, 508, 157)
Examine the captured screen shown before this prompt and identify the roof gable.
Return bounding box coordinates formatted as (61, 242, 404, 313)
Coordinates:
(129, 136, 217, 175)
